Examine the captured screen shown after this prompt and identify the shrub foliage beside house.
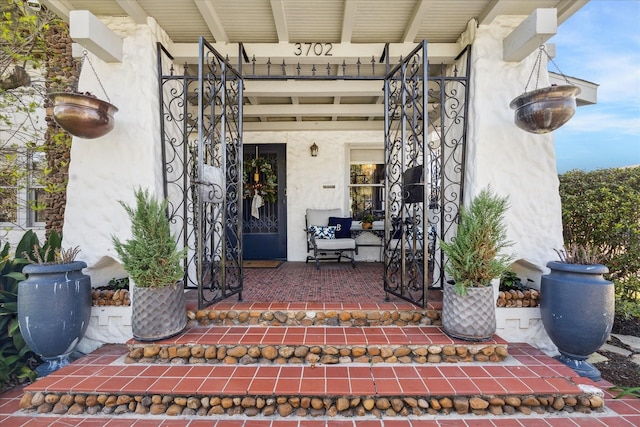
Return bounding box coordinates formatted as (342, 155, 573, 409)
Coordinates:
(558, 166, 640, 319)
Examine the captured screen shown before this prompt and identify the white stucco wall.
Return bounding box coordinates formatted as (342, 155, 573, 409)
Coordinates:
(466, 16, 564, 276)
(63, 17, 172, 284)
(61, 15, 566, 352)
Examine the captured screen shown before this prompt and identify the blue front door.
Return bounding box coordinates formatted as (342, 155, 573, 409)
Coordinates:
(243, 144, 287, 260)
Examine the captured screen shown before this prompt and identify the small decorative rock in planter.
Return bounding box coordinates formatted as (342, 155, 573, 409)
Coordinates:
(48, 92, 118, 139)
(496, 272, 539, 307)
(540, 253, 614, 381)
(18, 260, 91, 376)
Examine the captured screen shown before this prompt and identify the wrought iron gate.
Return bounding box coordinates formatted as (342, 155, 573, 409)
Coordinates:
(158, 39, 244, 310)
(383, 40, 470, 308)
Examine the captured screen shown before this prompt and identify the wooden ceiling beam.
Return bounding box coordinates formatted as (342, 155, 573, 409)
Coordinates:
(270, 0, 289, 43)
(115, 0, 147, 25)
(341, 0, 358, 43)
(194, 0, 229, 43)
(403, 0, 429, 43)
(244, 103, 382, 117)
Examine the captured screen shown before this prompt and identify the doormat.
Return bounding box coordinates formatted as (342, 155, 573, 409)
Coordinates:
(243, 260, 283, 268)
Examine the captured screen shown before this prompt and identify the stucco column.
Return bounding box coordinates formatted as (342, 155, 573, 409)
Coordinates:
(62, 18, 168, 284)
(466, 17, 564, 280)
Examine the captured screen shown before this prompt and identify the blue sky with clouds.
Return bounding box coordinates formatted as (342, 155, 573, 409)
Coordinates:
(551, 0, 640, 173)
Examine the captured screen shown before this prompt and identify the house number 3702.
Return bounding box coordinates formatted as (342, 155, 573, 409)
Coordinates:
(294, 42, 333, 56)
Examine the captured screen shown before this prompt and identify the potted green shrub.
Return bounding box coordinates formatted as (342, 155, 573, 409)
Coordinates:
(540, 243, 614, 381)
(361, 212, 376, 230)
(440, 186, 514, 341)
(15, 230, 91, 376)
(112, 188, 187, 341)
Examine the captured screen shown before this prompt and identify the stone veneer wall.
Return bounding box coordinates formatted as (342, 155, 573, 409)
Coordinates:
(43, 21, 78, 236)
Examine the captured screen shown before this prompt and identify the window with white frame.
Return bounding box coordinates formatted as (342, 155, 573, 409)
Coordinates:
(348, 148, 385, 221)
(0, 148, 46, 227)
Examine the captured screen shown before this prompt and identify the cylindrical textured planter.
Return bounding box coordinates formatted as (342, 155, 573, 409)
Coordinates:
(18, 261, 91, 376)
(132, 281, 187, 341)
(540, 261, 615, 381)
(442, 283, 496, 341)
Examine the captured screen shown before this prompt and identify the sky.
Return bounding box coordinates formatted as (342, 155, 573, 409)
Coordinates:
(550, 0, 640, 173)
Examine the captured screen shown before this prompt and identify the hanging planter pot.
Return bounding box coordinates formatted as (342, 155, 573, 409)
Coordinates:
(510, 85, 581, 134)
(510, 45, 580, 134)
(48, 49, 118, 139)
(48, 92, 118, 139)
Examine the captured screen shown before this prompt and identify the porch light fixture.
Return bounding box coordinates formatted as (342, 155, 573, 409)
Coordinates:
(310, 142, 318, 157)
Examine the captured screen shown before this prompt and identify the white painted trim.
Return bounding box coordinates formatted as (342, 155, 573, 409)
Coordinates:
(503, 8, 557, 62)
(403, 0, 429, 43)
(549, 72, 598, 106)
(115, 0, 147, 25)
(270, 0, 289, 43)
(341, 0, 358, 43)
(244, 80, 384, 98)
(69, 10, 123, 63)
(40, 0, 72, 22)
(195, 0, 229, 43)
(243, 121, 384, 132)
(169, 42, 461, 66)
(244, 103, 382, 118)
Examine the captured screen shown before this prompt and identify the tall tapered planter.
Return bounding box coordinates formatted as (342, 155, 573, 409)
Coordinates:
(442, 283, 496, 341)
(540, 261, 614, 381)
(131, 281, 187, 341)
(18, 261, 91, 376)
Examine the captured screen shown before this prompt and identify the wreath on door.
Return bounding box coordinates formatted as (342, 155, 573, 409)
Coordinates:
(243, 157, 277, 203)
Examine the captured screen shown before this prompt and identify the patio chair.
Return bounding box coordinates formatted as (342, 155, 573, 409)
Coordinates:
(305, 208, 357, 270)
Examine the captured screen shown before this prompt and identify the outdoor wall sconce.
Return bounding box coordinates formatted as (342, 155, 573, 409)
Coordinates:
(310, 142, 318, 157)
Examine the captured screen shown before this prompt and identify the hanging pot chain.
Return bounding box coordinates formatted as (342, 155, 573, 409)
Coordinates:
(524, 45, 573, 93)
(77, 49, 112, 103)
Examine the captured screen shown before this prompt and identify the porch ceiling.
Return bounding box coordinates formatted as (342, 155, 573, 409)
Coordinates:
(41, 0, 589, 131)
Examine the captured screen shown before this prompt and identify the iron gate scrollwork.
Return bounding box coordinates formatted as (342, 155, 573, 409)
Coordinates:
(383, 40, 470, 308)
(158, 39, 244, 310)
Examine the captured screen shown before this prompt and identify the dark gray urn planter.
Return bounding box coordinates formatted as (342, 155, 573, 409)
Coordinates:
(18, 261, 91, 376)
(132, 281, 187, 341)
(540, 261, 615, 381)
(442, 283, 496, 341)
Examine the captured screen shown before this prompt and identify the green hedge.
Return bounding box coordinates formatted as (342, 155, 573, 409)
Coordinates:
(558, 167, 640, 318)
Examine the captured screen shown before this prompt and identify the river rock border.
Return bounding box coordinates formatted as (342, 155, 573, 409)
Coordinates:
(186, 308, 441, 327)
(125, 343, 509, 365)
(20, 391, 605, 418)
